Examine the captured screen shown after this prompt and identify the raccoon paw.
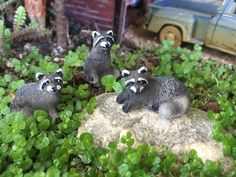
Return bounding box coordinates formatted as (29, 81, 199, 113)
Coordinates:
(151, 103, 160, 112)
(116, 94, 126, 104)
(93, 82, 100, 88)
(84, 74, 94, 82)
(54, 117, 62, 124)
(122, 103, 130, 113)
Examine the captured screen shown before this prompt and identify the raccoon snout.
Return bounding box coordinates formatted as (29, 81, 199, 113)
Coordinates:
(52, 87, 57, 92)
(130, 86, 141, 94)
(136, 88, 141, 93)
(100, 41, 110, 48)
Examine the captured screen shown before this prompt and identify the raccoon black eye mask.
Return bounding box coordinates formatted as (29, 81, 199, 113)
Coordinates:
(125, 78, 135, 87)
(116, 66, 190, 119)
(41, 79, 50, 90)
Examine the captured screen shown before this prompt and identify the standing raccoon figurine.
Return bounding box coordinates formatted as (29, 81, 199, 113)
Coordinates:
(10, 69, 64, 122)
(116, 67, 190, 119)
(83, 30, 120, 87)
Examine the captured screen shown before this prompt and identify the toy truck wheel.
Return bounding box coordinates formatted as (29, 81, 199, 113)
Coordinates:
(159, 26, 182, 47)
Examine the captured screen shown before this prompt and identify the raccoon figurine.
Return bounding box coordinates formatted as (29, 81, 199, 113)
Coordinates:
(83, 30, 120, 87)
(10, 69, 64, 122)
(116, 66, 190, 119)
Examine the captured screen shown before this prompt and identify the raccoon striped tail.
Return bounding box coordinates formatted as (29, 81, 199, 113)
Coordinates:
(159, 96, 189, 119)
(9, 93, 25, 112)
(9, 99, 20, 111)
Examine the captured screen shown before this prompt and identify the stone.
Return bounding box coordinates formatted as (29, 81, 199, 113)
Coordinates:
(78, 93, 233, 173)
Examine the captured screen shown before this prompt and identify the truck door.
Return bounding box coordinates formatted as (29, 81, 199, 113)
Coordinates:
(208, 7, 236, 54)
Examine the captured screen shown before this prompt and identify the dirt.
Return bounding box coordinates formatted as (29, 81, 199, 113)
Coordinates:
(123, 17, 159, 49)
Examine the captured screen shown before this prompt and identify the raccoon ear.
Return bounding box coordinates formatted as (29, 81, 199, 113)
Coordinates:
(92, 31, 100, 39)
(122, 70, 130, 77)
(56, 68, 63, 77)
(107, 30, 113, 36)
(138, 66, 147, 74)
(35, 72, 44, 80)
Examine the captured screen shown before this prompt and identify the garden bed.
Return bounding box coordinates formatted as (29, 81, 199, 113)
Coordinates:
(0, 2, 235, 176)
(0, 38, 235, 176)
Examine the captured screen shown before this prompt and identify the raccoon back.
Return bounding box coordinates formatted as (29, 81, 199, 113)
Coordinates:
(10, 83, 60, 111)
(135, 76, 189, 105)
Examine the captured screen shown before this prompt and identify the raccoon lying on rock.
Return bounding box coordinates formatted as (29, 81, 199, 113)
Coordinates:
(116, 66, 190, 119)
(83, 30, 120, 87)
(10, 69, 64, 122)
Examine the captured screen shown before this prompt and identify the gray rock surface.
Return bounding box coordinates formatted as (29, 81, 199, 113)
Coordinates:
(78, 93, 233, 172)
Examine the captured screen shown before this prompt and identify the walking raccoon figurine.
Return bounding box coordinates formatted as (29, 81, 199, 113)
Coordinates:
(83, 30, 120, 87)
(10, 69, 64, 122)
(116, 67, 190, 119)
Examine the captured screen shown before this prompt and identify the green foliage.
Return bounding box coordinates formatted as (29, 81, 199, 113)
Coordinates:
(0, 45, 91, 175)
(0, 19, 3, 50)
(208, 96, 236, 159)
(0, 19, 12, 56)
(101, 75, 124, 93)
(148, 40, 236, 161)
(179, 149, 224, 177)
(87, 97, 96, 114)
(11, 48, 58, 79)
(13, 6, 26, 32)
(111, 44, 138, 70)
(74, 132, 229, 176)
(0, 95, 83, 176)
(161, 146, 177, 174)
(0, 4, 48, 59)
(63, 45, 88, 81)
(76, 132, 162, 176)
(0, 40, 236, 176)
(0, 3, 51, 55)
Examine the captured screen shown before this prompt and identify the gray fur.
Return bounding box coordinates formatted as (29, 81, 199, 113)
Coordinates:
(83, 30, 120, 87)
(116, 67, 190, 119)
(10, 69, 64, 122)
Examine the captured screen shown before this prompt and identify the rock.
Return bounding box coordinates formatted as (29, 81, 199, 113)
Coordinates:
(78, 93, 233, 173)
(51, 46, 65, 57)
(53, 57, 65, 62)
(6, 60, 14, 68)
(53, 57, 60, 62)
(24, 43, 32, 54)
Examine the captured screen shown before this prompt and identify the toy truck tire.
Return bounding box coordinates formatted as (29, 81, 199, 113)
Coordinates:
(159, 25, 182, 47)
